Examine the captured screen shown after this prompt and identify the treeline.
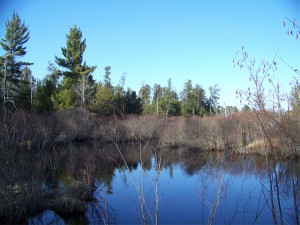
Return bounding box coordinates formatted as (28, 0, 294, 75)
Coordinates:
(0, 12, 241, 117)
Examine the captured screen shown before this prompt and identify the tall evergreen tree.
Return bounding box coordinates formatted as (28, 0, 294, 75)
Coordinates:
(193, 84, 207, 116)
(15, 66, 35, 109)
(89, 82, 115, 115)
(88, 67, 117, 115)
(125, 89, 142, 114)
(114, 73, 126, 115)
(33, 62, 61, 112)
(160, 79, 180, 116)
(34, 80, 54, 112)
(139, 84, 151, 114)
(0, 12, 32, 110)
(152, 83, 163, 114)
(208, 84, 220, 116)
(181, 79, 195, 117)
(53, 25, 96, 109)
(104, 66, 113, 89)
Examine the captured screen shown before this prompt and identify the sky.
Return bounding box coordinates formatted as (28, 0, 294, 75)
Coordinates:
(0, 0, 299, 108)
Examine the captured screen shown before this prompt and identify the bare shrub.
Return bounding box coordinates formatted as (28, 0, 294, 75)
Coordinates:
(0, 111, 62, 150)
(159, 116, 186, 148)
(124, 115, 159, 142)
(275, 115, 300, 157)
(56, 108, 95, 142)
(94, 114, 164, 144)
(0, 144, 98, 224)
(159, 116, 225, 151)
(189, 116, 225, 151)
(92, 116, 128, 143)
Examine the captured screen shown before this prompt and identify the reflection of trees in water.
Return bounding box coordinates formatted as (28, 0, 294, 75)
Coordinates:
(112, 138, 163, 225)
(92, 147, 300, 224)
(4, 141, 298, 224)
(196, 152, 231, 225)
(117, 147, 299, 225)
(185, 151, 300, 225)
(0, 142, 120, 224)
(262, 160, 299, 225)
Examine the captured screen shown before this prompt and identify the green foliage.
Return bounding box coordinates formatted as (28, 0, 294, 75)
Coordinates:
(15, 66, 34, 110)
(33, 62, 61, 112)
(151, 83, 163, 114)
(180, 80, 209, 117)
(242, 104, 251, 111)
(47, 61, 62, 88)
(125, 89, 142, 114)
(0, 15, 230, 117)
(103, 66, 113, 89)
(89, 83, 115, 115)
(139, 84, 151, 114)
(114, 90, 126, 115)
(181, 80, 196, 117)
(55, 25, 96, 80)
(33, 79, 57, 113)
(208, 84, 220, 115)
(0, 12, 32, 110)
(114, 74, 126, 115)
(55, 25, 96, 109)
(51, 78, 76, 110)
(160, 79, 180, 116)
(193, 84, 206, 116)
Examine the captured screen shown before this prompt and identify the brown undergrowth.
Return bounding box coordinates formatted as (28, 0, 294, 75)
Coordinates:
(1, 109, 299, 157)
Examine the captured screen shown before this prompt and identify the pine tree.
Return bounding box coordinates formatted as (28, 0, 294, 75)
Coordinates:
(33, 62, 60, 112)
(34, 80, 54, 112)
(193, 84, 207, 116)
(152, 84, 162, 114)
(114, 73, 126, 115)
(125, 89, 142, 114)
(104, 66, 113, 89)
(208, 84, 220, 116)
(54, 25, 96, 109)
(0, 12, 32, 110)
(181, 80, 195, 117)
(15, 66, 35, 109)
(160, 79, 180, 117)
(139, 84, 151, 114)
(89, 82, 115, 115)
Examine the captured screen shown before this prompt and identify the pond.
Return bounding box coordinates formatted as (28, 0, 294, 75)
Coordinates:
(26, 143, 299, 225)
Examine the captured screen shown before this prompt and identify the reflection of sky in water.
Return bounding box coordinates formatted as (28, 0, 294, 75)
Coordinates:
(28, 153, 299, 225)
(105, 156, 297, 225)
(106, 159, 204, 224)
(27, 210, 64, 225)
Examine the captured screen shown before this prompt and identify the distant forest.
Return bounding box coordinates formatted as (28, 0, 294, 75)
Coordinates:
(1, 13, 300, 118)
(0, 12, 242, 117)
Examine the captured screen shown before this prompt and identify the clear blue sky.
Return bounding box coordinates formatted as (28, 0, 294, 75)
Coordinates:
(0, 0, 299, 108)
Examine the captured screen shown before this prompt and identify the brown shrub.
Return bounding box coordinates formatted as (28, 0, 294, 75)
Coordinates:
(0, 110, 62, 150)
(55, 108, 96, 142)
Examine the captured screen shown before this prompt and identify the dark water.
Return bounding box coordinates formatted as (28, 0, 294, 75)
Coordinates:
(27, 144, 300, 225)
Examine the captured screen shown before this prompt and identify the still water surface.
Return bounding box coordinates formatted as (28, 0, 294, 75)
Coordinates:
(28, 144, 299, 225)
